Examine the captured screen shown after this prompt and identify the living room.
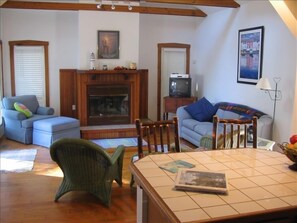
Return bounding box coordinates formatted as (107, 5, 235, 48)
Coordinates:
(0, 0, 296, 144)
(0, 0, 297, 222)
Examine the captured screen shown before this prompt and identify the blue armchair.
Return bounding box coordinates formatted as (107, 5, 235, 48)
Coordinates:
(2, 95, 56, 144)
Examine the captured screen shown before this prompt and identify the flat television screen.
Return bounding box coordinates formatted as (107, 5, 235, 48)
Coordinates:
(169, 77, 191, 97)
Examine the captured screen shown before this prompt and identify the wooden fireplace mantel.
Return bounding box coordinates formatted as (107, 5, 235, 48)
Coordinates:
(60, 69, 148, 126)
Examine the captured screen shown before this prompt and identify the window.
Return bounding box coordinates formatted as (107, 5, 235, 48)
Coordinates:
(9, 40, 49, 106)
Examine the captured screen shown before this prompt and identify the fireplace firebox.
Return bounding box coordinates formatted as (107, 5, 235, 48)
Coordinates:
(88, 85, 130, 125)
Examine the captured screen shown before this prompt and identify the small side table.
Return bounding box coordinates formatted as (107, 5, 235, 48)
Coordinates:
(163, 96, 197, 120)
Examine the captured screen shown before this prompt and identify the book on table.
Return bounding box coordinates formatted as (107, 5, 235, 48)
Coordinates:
(174, 169, 229, 194)
(159, 160, 195, 173)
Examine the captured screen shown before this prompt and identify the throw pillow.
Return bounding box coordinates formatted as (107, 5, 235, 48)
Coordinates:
(185, 97, 216, 122)
(14, 102, 33, 118)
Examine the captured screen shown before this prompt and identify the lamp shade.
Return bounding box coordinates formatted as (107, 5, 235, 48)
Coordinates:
(256, 77, 272, 90)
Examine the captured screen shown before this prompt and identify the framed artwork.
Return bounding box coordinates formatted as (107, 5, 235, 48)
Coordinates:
(97, 30, 120, 59)
(237, 26, 264, 85)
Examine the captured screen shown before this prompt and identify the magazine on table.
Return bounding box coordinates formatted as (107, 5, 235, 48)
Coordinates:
(159, 160, 195, 173)
(174, 169, 228, 194)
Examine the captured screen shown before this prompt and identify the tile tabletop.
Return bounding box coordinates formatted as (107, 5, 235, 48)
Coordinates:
(132, 149, 297, 222)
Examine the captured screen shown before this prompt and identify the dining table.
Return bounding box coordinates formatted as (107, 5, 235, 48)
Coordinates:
(129, 148, 297, 223)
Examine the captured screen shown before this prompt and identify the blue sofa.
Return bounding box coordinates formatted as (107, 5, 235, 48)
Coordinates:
(177, 101, 273, 147)
(2, 95, 56, 144)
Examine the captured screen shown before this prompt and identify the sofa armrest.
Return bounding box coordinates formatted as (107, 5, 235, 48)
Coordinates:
(176, 106, 192, 134)
(2, 109, 26, 120)
(36, 106, 55, 115)
(258, 115, 273, 140)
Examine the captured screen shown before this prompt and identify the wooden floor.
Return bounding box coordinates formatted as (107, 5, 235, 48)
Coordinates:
(0, 135, 197, 223)
(0, 137, 138, 223)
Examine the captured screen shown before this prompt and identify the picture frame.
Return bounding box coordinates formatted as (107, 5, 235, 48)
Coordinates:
(237, 26, 264, 85)
(97, 30, 120, 59)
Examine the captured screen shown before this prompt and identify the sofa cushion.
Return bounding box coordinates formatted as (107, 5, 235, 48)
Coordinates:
(185, 97, 217, 122)
(14, 102, 33, 118)
(216, 109, 241, 119)
(21, 115, 57, 128)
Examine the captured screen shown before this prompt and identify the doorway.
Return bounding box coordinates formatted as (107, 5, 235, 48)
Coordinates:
(157, 43, 190, 120)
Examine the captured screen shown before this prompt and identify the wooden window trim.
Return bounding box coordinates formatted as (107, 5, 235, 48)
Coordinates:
(9, 40, 50, 106)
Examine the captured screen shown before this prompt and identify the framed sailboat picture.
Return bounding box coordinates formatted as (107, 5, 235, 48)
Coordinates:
(237, 26, 264, 85)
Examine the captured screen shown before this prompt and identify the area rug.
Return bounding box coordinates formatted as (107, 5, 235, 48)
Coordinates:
(0, 149, 37, 173)
(91, 137, 147, 149)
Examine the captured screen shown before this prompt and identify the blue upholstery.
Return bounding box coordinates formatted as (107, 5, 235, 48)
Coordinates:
(185, 97, 216, 122)
(33, 117, 80, 148)
(2, 95, 56, 144)
(177, 102, 273, 147)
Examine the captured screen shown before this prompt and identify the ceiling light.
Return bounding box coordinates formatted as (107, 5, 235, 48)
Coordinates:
(111, 2, 115, 10)
(128, 2, 132, 10)
(96, 0, 102, 9)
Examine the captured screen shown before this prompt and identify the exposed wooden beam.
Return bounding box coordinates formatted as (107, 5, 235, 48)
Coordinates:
(146, 0, 240, 8)
(0, 0, 7, 7)
(1, 1, 207, 17)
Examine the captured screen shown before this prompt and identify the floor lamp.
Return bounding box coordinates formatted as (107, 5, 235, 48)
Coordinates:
(256, 77, 282, 135)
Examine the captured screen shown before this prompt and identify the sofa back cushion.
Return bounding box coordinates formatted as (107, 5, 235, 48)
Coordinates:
(215, 102, 266, 119)
(215, 108, 242, 119)
(2, 95, 39, 114)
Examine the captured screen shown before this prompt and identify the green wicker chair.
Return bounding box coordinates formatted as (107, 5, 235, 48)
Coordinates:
(50, 138, 125, 207)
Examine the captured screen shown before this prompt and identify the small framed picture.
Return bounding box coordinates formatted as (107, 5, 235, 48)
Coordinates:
(98, 30, 120, 59)
(237, 26, 264, 85)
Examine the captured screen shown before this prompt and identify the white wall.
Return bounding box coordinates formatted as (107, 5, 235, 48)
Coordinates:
(195, 0, 296, 142)
(78, 11, 139, 70)
(139, 14, 201, 120)
(0, 9, 78, 114)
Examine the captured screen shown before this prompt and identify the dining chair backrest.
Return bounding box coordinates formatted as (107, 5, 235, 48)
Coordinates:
(135, 116, 180, 159)
(212, 115, 258, 149)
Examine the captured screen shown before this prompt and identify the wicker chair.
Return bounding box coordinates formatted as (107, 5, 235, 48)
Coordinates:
(50, 138, 125, 207)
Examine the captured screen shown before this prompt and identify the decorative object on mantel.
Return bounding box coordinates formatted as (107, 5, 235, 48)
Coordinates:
(129, 62, 137, 70)
(237, 26, 264, 85)
(90, 52, 96, 70)
(114, 66, 128, 70)
(256, 77, 282, 126)
(97, 30, 120, 59)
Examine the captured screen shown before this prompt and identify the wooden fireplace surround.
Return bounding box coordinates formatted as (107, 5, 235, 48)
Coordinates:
(59, 69, 148, 127)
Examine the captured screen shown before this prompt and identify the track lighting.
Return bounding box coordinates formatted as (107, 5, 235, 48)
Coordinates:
(128, 3, 132, 10)
(111, 2, 115, 10)
(96, 0, 102, 9)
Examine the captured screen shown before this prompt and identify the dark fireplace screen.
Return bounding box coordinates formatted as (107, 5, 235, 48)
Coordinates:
(88, 85, 130, 125)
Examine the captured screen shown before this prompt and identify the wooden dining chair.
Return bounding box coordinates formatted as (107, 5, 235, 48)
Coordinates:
(135, 116, 181, 159)
(212, 115, 258, 149)
(130, 117, 181, 186)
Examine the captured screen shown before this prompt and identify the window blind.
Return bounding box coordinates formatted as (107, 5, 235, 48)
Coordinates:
(14, 46, 46, 106)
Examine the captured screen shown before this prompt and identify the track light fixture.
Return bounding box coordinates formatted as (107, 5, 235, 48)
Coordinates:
(111, 2, 115, 10)
(95, 0, 134, 11)
(96, 0, 102, 9)
(128, 2, 132, 10)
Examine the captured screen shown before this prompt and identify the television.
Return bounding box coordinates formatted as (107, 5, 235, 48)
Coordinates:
(169, 77, 191, 97)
